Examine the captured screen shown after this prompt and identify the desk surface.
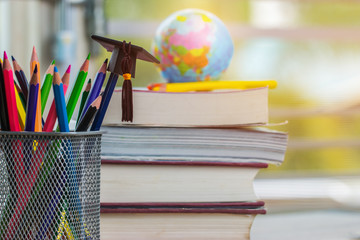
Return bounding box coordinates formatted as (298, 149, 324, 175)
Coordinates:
(251, 209, 360, 240)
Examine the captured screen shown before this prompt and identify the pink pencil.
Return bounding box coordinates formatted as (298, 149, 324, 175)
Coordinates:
(3, 51, 20, 131)
(43, 65, 71, 132)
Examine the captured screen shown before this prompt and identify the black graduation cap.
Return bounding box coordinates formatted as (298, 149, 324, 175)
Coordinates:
(91, 35, 160, 77)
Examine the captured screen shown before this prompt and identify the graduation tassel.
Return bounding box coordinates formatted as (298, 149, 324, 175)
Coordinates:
(121, 41, 133, 122)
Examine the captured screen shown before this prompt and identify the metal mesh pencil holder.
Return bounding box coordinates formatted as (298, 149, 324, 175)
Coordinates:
(0, 131, 102, 240)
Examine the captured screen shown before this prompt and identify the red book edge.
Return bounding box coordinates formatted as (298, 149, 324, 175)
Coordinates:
(101, 159, 268, 168)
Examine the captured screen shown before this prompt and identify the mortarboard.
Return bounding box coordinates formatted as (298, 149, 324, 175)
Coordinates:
(91, 35, 159, 77)
(91, 35, 159, 122)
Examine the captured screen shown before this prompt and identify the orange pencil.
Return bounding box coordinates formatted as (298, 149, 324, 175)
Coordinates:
(30, 46, 42, 132)
(3, 51, 20, 131)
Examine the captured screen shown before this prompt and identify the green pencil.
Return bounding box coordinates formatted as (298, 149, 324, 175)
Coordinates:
(40, 59, 55, 114)
(66, 54, 90, 123)
(76, 78, 91, 125)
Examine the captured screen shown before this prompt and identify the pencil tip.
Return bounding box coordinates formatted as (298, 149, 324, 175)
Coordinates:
(34, 64, 38, 73)
(87, 53, 91, 60)
(51, 59, 56, 65)
(88, 78, 91, 83)
(11, 55, 15, 61)
(54, 66, 58, 73)
(3, 51, 8, 60)
(66, 65, 71, 73)
(104, 58, 108, 64)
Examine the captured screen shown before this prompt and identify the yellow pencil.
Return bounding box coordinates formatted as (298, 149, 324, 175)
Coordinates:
(148, 80, 277, 92)
(14, 83, 25, 130)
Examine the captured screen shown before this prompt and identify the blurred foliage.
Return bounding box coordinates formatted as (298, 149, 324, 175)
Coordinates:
(299, 2, 360, 26)
(102, 0, 360, 174)
(104, 0, 250, 22)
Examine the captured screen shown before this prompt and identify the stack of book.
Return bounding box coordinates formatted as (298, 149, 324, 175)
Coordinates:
(100, 87, 288, 240)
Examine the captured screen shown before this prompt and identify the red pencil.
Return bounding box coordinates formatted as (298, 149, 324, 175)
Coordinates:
(3, 51, 20, 131)
(43, 65, 71, 132)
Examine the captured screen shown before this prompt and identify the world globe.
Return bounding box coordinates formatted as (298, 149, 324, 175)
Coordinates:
(152, 9, 234, 83)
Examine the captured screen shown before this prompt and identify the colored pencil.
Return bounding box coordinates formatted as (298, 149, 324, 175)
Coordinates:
(12, 55, 29, 102)
(14, 82, 26, 108)
(90, 72, 119, 131)
(80, 58, 107, 121)
(53, 66, 69, 132)
(43, 65, 71, 132)
(41, 59, 55, 115)
(0, 59, 9, 131)
(66, 53, 90, 124)
(14, 83, 25, 131)
(76, 94, 102, 132)
(25, 65, 39, 132)
(76, 78, 91, 125)
(3, 51, 20, 132)
(30, 46, 42, 132)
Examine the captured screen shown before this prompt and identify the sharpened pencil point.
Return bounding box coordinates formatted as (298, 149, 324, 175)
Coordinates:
(34, 64, 38, 73)
(3, 51, 8, 60)
(51, 59, 56, 65)
(66, 65, 71, 73)
(87, 53, 91, 60)
(11, 55, 15, 61)
(54, 66, 58, 73)
(104, 58, 108, 64)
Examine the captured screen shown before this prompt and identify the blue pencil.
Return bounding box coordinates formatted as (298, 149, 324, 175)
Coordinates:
(25, 65, 39, 132)
(80, 58, 107, 121)
(52, 66, 69, 132)
(90, 72, 119, 131)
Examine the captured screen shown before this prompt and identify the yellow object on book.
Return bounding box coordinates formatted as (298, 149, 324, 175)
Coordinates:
(147, 80, 277, 92)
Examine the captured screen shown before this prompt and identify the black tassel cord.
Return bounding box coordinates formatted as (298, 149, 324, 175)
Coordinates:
(121, 41, 133, 122)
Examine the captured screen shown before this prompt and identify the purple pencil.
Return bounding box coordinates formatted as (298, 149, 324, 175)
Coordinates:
(80, 58, 107, 121)
(25, 65, 39, 131)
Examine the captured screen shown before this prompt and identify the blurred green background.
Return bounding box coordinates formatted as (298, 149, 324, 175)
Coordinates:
(103, 0, 360, 174)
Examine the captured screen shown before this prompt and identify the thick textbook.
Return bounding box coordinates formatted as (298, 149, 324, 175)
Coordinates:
(100, 160, 267, 203)
(100, 202, 266, 240)
(102, 87, 269, 127)
(101, 126, 288, 165)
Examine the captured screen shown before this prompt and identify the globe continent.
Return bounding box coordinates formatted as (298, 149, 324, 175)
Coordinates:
(152, 9, 234, 83)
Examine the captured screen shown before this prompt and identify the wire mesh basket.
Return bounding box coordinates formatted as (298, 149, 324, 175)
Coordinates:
(0, 131, 102, 240)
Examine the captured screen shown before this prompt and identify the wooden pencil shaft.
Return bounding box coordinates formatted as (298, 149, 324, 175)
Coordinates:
(90, 73, 118, 131)
(3, 58, 20, 131)
(25, 83, 39, 131)
(41, 73, 54, 115)
(14, 70, 29, 100)
(80, 61, 107, 121)
(76, 80, 91, 125)
(53, 83, 69, 132)
(76, 106, 97, 132)
(0, 63, 9, 131)
(65, 57, 89, 124)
